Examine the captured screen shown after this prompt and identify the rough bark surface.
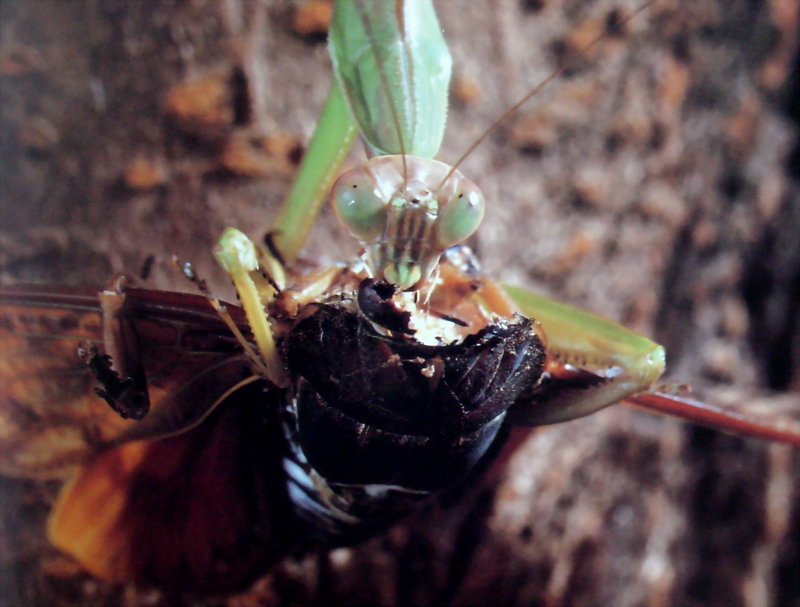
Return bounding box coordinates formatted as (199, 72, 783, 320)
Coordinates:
(1, 1, 798, 606)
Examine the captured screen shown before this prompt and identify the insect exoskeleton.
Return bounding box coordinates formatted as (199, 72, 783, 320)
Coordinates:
(262, 230, 546, 542)
(280, 297, 544, 541)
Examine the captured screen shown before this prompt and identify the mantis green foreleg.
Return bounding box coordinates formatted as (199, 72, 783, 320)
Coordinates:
(503, 284, 666, 425)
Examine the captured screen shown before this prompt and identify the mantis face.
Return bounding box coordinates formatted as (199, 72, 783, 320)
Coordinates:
(332, 155, 485, 290)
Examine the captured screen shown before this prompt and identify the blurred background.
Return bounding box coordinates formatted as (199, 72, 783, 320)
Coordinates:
(1, 1, 798, 605)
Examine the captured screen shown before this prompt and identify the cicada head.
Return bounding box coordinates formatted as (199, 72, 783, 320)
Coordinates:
(331, 155, 485, 290)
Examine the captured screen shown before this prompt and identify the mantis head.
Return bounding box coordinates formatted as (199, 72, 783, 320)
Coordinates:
(332, 155, 485, 290)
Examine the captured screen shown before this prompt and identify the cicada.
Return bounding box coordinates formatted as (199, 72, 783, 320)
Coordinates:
(1, 1, 798, 605)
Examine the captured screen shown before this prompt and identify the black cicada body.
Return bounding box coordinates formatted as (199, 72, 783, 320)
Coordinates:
(281, 293, 545, 545)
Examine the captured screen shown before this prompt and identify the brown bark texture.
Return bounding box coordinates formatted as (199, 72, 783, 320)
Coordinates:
(1, 0, 799, 606)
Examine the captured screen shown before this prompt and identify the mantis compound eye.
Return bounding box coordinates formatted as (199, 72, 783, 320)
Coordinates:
(332, 168, 388, 242)
(436, 184, 485, 249)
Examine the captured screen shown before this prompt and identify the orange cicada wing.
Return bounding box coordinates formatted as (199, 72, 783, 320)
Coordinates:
(48, 382, 292, 593)
(0, 284, 296, 592)
(0, 284, 255, 479)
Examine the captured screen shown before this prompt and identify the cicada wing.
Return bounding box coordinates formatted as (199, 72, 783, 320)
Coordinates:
(625, 390, 800, 448)
(0, 285, 255, 479)
(509, 363, 800, 447)
(1, 287, 132, 479)
(508, 357, 800, 447)
(48, 382, 292, 593)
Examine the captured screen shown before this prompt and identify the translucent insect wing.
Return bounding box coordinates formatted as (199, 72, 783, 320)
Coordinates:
(0, 286, 254, 479)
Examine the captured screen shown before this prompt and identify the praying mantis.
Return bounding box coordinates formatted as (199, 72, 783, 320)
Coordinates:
(0, 0, 798, 605)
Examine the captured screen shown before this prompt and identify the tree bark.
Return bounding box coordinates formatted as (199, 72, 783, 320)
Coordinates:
(1, 1, 798, 606)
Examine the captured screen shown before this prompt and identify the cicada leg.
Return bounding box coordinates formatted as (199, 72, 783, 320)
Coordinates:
(82, 274, 151, 420)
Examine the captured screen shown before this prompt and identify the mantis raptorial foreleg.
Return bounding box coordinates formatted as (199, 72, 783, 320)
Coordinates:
(213, 227, 287, 386)
(210, 78, 358, 384)
(503, 284, 665, 424)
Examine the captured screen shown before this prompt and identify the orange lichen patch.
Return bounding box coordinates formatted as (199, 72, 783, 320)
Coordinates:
(166, 71, 233, 136)
(123, 156, 167, 190)
(608, 106, 653, 148)
(451, 76, 482, 105)
(561, 8, 628, 62)
(726, 95, 760, 154)
(556, 78, 601, 108)
(509, 109, 559, 152)
(511, 77, 601, 150)
(0, 46, 42, 76)
(293, 0, 333, 37)
(657, 57, 690, 118)
(564, 16, 607, 58)
(219, 131, 302, 177)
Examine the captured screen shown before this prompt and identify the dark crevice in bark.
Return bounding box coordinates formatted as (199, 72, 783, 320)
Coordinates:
(653, 214, 699, 367)
(741, 196, 800, 391)
(435, 487, 498, 607)
(741, 38, 800, 391)
(679, 428, 769, 607)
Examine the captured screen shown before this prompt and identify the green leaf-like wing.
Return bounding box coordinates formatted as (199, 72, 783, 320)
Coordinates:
(329, 0, 452, 158)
